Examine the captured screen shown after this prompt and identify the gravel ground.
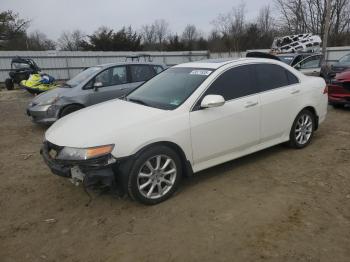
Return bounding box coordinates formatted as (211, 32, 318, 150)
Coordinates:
(0, 90, 349, 262)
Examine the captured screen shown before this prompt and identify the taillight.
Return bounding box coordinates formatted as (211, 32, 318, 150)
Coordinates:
(323, 85, 328, 94)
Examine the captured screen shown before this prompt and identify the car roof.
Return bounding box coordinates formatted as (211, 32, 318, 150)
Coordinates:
(173, 58, 286, 69)
(276, 53, 318, 57)
(97, 62, 165, 68)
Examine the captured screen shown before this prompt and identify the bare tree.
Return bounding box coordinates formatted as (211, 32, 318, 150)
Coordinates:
(26, 31, 56, 50)
(181, 24, 199, 50)
(257, 5, 274, 34)
(57, 30, 85, 51)
(153, 19, 169, 51)
(211, 3, 246, 52)
(274, 0, 350, 37)
(141, 24, 156, 44)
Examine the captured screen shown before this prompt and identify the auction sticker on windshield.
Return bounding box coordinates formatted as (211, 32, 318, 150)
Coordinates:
(190, 70, 212, 76)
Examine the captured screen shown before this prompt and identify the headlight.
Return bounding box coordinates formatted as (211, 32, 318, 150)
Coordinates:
(38, 95, 60, 106)
(57, 144, 114, 161)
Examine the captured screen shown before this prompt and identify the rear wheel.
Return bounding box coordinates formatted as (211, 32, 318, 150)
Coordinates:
(59, 104, 83, 118)
(5, 78, 14, 90)
(289, 109, 315, 149)
(125, 145, 182, 205)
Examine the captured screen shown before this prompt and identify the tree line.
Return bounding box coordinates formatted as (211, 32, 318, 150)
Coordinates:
(1, 0, 350, 52)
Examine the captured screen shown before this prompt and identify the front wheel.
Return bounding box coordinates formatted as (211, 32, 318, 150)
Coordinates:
(5, 78, 14, 90)
(59, 104, 83, 118)
(289, 110, 315, 149)
(125, 145, 182, 205)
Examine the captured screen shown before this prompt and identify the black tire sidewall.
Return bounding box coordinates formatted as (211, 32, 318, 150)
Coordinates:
(60, 105, 83, 118)
(5, 78, 14, 90)
(126, 145, 182, 205)
(289, 110, 315, 149)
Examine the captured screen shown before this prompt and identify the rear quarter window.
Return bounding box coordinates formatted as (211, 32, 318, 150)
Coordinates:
(286, 70, 299, 85)
(255, 64, 291, 92)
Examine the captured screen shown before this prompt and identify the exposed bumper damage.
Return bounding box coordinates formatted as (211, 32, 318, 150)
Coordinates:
(27, 103, 60, 125)
(41, 141, 124, 194)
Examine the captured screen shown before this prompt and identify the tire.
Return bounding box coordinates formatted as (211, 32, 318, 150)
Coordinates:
(288, 109, 315, 149)
(5, 78, 14, 90)
(125, 145, 182, 205)
(59, 104, 83, 118)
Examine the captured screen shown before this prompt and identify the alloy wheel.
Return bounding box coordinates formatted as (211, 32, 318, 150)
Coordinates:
(295, 114, 313, 145)
(137, 155, 177, 200)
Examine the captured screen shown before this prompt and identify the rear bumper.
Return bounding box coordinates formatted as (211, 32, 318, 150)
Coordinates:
(27, 104, 60, 124)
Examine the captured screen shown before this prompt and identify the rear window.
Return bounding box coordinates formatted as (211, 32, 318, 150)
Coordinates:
(286, 70, 299, 85)
(255, 64, 290, 91)
(130, 65, 156, 82)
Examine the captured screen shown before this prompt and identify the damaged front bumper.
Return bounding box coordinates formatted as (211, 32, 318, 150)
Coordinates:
(27, 104, 61, 125)
(40, 141, 119, 190)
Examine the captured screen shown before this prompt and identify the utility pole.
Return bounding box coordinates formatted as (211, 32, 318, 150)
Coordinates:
(322, 0, 332, 63)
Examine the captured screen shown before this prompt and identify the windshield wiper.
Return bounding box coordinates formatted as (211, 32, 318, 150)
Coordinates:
(127, 98, 149, 106)
(62, 82, 72, 88)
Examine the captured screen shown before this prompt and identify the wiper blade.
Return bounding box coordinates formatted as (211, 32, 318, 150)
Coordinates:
(127, 98, 149, 106)
(62, 82, 72, 88)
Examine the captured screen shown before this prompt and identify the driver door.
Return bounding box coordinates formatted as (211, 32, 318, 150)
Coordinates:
(87, 65, 130, 105)
(190, 65, 260, 170)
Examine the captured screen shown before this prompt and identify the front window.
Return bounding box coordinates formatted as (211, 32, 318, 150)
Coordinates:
(94, 66, 127, 87)
(66, 66, 101, 87)
(126, 67, 213, 110)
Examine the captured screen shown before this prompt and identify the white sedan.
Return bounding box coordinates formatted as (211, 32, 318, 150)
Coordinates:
(41, 58, 328, 205)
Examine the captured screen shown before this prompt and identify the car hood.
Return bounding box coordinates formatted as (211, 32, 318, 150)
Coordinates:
(31, 87, 71, 105)
(45, 99, 167, 148)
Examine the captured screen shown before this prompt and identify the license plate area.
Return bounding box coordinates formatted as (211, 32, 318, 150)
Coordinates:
(70, 166, 86, 186)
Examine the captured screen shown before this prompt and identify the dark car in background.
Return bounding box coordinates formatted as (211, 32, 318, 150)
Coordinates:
(328, 70, 350, 108)
(321, 53, 350, 80)
(27, 62, 165, 124)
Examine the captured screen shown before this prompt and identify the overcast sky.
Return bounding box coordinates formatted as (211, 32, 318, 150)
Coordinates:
(2, 0, 274, 40)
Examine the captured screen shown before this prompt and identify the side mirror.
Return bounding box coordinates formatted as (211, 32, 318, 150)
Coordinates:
(93, 81, 103, 91)
(294, 63, 301, 70)
(201, 95, 225, 109)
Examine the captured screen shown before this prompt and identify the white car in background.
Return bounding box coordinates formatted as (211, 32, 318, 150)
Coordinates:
(41, 58, 328, 205)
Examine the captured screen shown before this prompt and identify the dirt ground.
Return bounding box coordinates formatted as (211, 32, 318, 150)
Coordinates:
(0, 90, 349, 262)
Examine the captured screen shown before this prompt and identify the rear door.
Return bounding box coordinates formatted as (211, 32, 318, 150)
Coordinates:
(255, 63, 300, 143)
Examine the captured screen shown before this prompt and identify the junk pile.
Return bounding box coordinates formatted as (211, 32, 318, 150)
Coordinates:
(271, 33, 322, 54)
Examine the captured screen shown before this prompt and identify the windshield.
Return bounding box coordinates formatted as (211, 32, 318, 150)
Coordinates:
(339, 54, 350, 65)
(66, 66, 101, 87)
(126, 67, 213, 110)
(278, 56, 295, 65)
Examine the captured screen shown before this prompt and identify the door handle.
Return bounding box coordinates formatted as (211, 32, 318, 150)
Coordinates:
(245, 101, 258, 108)
(291, 89, 300, 94)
